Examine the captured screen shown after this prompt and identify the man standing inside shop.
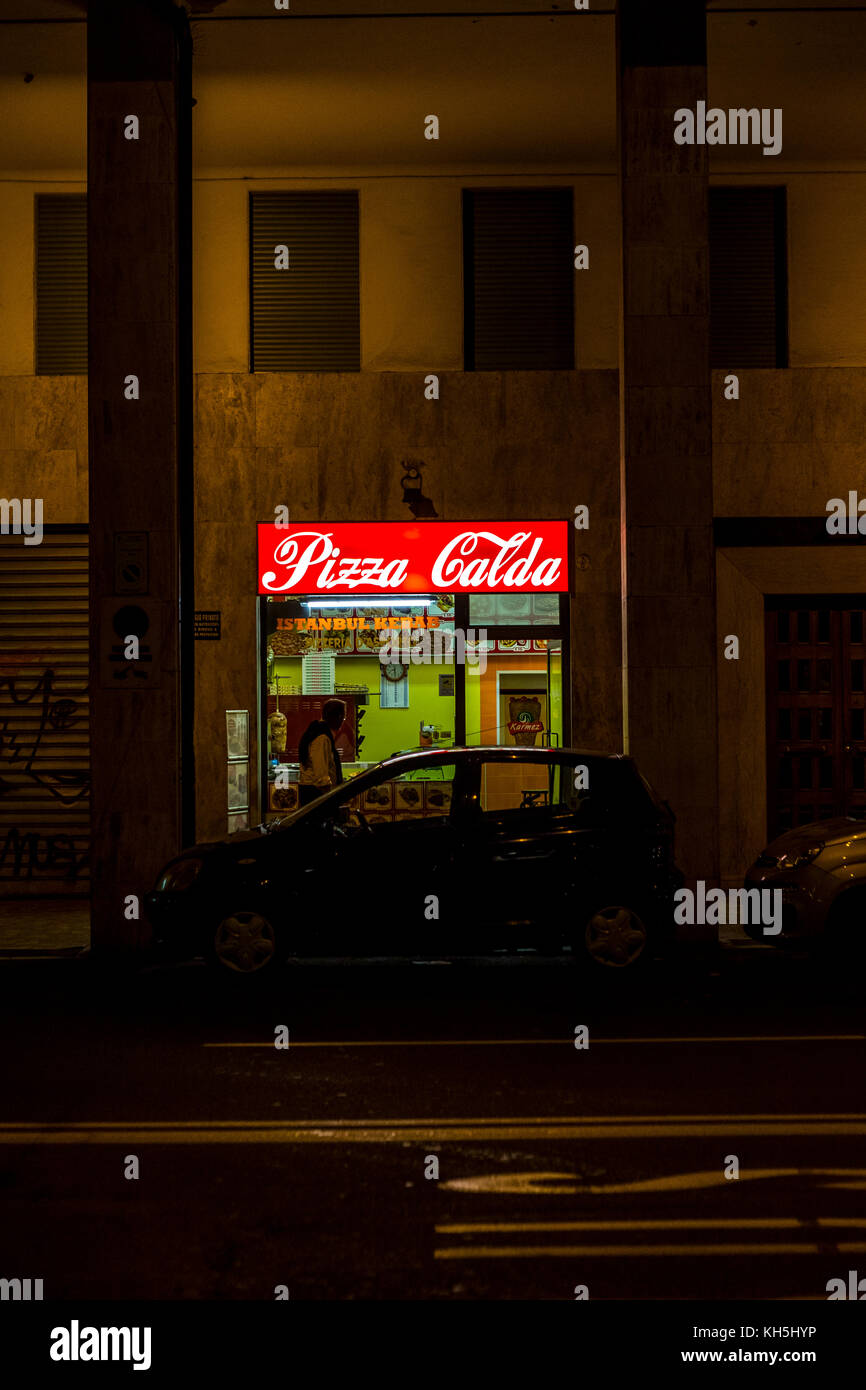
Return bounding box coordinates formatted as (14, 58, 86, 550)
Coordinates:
(297, 699, 346, 805)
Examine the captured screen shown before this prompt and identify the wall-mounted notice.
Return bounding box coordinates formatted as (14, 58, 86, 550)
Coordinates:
(194, 610, 221, 640)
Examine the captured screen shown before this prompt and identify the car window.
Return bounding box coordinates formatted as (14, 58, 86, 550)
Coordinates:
(273, 755, 456, 826)
(479, 760, 565, 815)
(475, 757, 643, 824)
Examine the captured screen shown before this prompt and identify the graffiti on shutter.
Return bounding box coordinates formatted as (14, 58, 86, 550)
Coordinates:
(0, 531, 90, 890)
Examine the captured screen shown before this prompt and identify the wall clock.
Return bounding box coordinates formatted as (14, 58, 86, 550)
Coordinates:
(383, 662, 408, 682)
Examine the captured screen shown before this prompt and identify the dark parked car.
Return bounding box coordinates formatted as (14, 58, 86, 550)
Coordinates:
(145, 746, 681, 977)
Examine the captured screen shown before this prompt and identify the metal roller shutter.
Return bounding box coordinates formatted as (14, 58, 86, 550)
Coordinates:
(250, 191, 360, 371)
(463, 188, 574, 371)
(709, 186, 788, 369)
(35, 194, 88, 376)
(0, 530, 90, 892)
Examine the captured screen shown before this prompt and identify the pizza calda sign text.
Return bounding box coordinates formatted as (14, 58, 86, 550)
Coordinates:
(257, 521, 569, 596)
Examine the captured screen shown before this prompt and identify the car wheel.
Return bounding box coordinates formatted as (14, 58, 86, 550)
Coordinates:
(578, 903, 651, 972)
(208, 907, 282, 976)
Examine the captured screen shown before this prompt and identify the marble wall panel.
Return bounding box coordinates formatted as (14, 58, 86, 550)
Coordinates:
(0, 378, 87, 521)
(626, 524, 715, 597)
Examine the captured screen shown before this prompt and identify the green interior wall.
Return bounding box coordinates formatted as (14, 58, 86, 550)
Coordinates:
(273, 655, 456, 762)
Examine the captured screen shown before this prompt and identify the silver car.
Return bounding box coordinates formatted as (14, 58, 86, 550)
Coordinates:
(744, 818, 866, 950)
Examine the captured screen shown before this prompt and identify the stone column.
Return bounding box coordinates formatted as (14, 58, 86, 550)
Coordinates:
(88, 0, 193, 952)
(617, 0, 719, 888)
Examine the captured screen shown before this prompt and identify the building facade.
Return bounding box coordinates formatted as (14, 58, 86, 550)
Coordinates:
(1, 0, 865, 951)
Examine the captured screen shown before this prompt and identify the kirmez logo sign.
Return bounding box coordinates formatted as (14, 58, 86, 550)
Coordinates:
(257, 521, 569, 596)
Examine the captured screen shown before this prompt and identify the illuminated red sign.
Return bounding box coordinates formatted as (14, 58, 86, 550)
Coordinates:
(257, 521, 569, 595)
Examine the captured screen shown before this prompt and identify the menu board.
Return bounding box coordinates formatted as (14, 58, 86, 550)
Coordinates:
(349, 780, 454, 821)
(267, 597, 456, 659)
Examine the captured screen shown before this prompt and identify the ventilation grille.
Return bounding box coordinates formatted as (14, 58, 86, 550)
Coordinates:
(464, 188, 574, 370)
(35, 194, 87, 375)
(250, 191, 360, 371)
(709, 186, 787, 368)
(302, 652, 335, 694)
(0, 531, 90, 890)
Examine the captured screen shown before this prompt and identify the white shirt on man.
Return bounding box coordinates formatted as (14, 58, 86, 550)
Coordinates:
(298, 732, 338, 788)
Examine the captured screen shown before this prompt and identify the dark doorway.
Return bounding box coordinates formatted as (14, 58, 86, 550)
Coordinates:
(766, 597, 866, 838)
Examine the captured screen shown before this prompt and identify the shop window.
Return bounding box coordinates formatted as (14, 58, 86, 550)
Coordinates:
(463, 188, 574, 370)
(259, 522, 569, 819)
(35, 194, 87, 375)
(264, 596, 457, 818)
(250, 191, 360, 371)
(709, 186, 788, 368)
(468, 592, 560, 626)
(465, 638, 562, 749)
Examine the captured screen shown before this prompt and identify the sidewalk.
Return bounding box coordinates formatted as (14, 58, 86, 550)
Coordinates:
(0, 898, 90, 954)
(0, 898, 753, 956)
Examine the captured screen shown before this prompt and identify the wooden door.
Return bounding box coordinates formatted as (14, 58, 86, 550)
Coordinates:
(765, 599, 866, 837)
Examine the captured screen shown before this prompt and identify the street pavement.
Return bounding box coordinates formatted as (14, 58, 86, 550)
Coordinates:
(0, 940, 864, 1301)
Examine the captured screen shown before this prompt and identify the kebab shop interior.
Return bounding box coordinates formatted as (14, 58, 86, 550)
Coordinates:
(258, 522, 569, 823)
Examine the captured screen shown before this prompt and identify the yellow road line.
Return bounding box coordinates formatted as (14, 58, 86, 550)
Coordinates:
(436, 1217, 866, 1234)
(435, 1241, 866, 1260)
(442, 1166, 866, 1195)
(204, 1035, 865, 1048)
(1, 1113, 862, 1128)
(1, 1119, 865, 1143)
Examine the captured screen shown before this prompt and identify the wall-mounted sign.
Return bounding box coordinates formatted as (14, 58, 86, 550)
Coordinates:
(98, 599, 161, 689)
(502, 693, 548, 748)
(275, 615, 444, 630)
(194, 610, 221, 640)
(257, 521, 569, 596)
(113, 531, 149, 595)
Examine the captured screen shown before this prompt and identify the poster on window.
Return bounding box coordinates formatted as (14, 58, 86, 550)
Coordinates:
(227, 760, 249, 812)
(226, 709, 249, 761)
(500, 691, 548, 747)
